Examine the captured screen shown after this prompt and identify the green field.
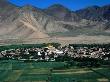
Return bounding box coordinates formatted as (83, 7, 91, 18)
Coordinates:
(0, 61, 110, 82)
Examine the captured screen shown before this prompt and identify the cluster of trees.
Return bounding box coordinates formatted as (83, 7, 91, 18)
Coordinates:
(69, 43, 110, 48)
(0, 43, 61, 51)
(1, 43, 110, 51)
(55, 54, 110, 68)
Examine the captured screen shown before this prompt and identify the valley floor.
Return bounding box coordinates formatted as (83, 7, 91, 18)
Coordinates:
(0, 35, 110, 46)
(0, 61, 110, 82)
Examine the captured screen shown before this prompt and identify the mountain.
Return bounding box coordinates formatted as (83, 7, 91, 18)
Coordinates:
(102, 5, 110, 21)
(0, 0, 19, 22)
(44, 4, 70, 20)
(0, 1, 110, 44)
(0, 3, 68, 40)
(44, 4, 110, 32)
(44, 4, 80, 22)
(76, 5, 110, 21)
(45, 4, 110, 22)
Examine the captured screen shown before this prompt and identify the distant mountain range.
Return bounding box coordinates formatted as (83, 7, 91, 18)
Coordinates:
(0, 0, 110, 44)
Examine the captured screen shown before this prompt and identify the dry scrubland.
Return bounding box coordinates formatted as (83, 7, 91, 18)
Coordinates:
(0, 35, 110, 46)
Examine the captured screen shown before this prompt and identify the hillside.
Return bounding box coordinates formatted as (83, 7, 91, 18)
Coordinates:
(0, 0, 110, 45)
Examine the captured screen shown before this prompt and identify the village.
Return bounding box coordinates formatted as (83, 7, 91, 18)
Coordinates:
(0, 44, 110, 62)
(0, 44, 110, 82)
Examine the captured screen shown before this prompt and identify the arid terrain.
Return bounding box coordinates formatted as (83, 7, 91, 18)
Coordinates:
(0, 0, 110, 45)
(0, 35, 110, 46)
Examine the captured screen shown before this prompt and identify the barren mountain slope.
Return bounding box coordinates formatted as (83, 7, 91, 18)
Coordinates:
(0, 4, 69, 39)
(0, 0, 110, 45)
(0, 9, 49, 39)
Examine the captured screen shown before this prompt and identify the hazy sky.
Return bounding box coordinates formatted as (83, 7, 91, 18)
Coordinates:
(9, 0, 110, 11)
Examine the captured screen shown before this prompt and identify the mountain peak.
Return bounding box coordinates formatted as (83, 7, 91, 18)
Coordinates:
(102, 4, 110, 10)
(0, 0, 10, 6)
(48, 4, 66, 8)
(22, 4, 35, 10)
(44, 4, 71, 21)
(21, 4, 41, 12)
(87, 5, 100, 9)
(0, 0, 7, 2)
(47, 4, 69, 11)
